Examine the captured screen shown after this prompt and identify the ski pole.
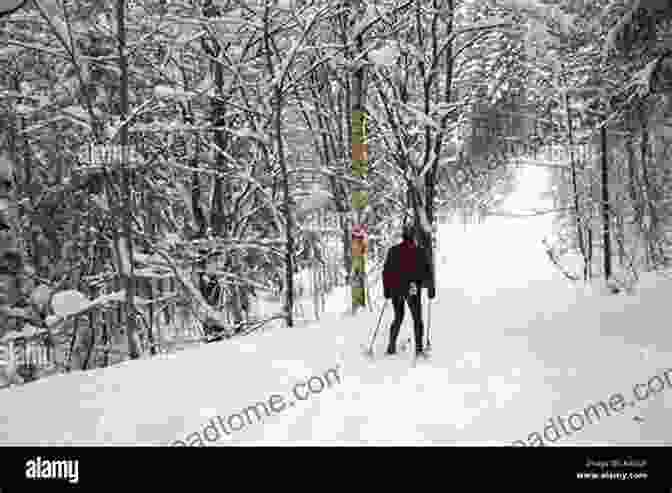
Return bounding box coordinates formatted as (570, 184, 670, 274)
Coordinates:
(426, 296, 431, 351)
(366, 300, 387, 356)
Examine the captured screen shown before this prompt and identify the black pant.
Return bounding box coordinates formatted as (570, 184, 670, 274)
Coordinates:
(388, 290, 424, 352)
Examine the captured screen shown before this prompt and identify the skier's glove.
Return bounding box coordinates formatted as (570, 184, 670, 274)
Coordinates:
(428, 286, 436, 299)
(408, 282, 418, 297)
(384, 288, 391, 299)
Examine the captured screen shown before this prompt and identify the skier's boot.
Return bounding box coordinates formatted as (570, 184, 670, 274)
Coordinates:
(387, 320, 401, 355)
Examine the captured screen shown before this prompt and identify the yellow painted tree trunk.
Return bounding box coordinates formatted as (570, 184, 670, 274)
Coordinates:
(350, 0, 368, 311)
(351, 110, 368, 309)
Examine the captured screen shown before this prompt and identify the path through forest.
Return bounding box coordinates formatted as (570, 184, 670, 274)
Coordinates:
(224, 164, 672, 445)
(1, 165, 671, 445)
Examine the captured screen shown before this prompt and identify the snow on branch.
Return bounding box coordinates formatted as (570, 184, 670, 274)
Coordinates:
(295, 188, 333, 217)
(350, 3, 382, 40)
(368, 42, 401, 68)
(396, 102, 442, 131)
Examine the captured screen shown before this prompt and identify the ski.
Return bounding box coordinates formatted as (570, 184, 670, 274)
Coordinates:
(362, 336, 412, 361)
(398, 336, 412, 353)
(411, 351, 431, 367)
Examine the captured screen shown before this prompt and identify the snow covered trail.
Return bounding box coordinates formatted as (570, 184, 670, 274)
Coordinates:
(1, 165, 671, 446)
(234, 213, 672, 446)
(224, 165, 672, 446)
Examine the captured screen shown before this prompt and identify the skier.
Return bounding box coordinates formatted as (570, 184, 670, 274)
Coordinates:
(382, 223, 435, 358)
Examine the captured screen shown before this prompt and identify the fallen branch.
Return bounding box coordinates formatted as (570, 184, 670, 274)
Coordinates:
(542, 239, 581, 282)
(151, 249, 234, 338)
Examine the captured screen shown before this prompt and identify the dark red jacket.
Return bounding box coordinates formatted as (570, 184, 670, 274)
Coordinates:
(382, 239, 433, 299)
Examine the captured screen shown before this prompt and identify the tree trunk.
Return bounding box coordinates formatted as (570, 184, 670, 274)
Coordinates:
(118, 0, 141, 359)
(209, 52, 227, 237)
(339, 213, 351, 284)
(564, 86, 588, 280)
(426, 0, 454, 228)
(638, 125, 662, 267)
(277, 90, 294, 327)
(261, 2, 294, 327)
(601, 121, 612, 281)
(423, 0, 454, 298)
(350, 2, 368, 312)
(625, 138, 639, 211)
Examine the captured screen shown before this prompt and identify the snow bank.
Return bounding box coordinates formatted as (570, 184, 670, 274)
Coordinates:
(0, 314, 350, 445)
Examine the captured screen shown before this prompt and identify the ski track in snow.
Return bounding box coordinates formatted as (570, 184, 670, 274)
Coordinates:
(1, 165, 672, 446)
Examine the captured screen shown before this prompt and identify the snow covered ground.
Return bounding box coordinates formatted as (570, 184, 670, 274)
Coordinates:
(1, 165, 671, 446)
